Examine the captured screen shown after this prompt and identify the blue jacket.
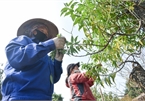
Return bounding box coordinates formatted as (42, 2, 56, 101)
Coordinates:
(1, 35, 63, 100)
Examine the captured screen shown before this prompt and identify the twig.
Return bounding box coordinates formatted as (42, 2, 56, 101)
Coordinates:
(99, 87, 105, 101)
(62, 28, 72, 34)
(72, 33, 116, 57)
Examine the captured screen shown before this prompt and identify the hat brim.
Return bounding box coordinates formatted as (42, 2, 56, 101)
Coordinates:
(17, 18, 59, 39)
(74, 62, 80, 67)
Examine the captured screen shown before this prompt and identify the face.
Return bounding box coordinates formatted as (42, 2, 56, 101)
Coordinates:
(71, 65, 80, 74)
(32, 25, 49, 38)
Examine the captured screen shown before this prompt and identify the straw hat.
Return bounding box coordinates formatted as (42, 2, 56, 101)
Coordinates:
(17, 18, 59, 39)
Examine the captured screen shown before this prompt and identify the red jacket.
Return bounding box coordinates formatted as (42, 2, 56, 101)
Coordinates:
(66, 73, 96, 101)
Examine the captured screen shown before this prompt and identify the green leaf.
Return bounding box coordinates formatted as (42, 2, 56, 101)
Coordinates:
(74, 36, 78, 42)
(110, 73, 116, 83)
(50, 74, 53, 84)
(78, 24, 84, 30)
(68, 0, 74, 6)
(64, 11, 71, 16)
(64, 3, 68, 6)
(60, 7, 68, 16)
(70, 2, 78, 9)
(80, 0, 83, 3)
(75, 4, 84, 13)
(73, 17, 81, 26)
(71, 35, 74, 43)
(71, 14, 76, 21)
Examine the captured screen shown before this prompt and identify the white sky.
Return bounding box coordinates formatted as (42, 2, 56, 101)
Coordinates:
(0, 0, 127, 101)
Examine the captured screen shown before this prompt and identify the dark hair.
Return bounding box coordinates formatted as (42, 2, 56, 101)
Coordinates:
(65, 77, 69, 84)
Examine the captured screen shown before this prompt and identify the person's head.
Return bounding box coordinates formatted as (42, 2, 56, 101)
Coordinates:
(17, 18, 59, 42)
(65, 62, 80, 84)
(67, 62, 81, 76)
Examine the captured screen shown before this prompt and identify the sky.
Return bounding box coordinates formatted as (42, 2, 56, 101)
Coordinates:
(0, 0, 127, 101)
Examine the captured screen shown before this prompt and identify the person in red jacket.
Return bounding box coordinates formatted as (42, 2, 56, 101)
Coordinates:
(65, 62, 96, 101)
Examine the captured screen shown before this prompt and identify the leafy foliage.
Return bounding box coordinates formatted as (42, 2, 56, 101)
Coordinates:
(52, 92, 63, 101)
(60, 0, 145, 87)
(91, 87, 120, 101)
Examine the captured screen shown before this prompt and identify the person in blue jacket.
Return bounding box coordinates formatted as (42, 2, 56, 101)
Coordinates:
(1, 18, 66, 101)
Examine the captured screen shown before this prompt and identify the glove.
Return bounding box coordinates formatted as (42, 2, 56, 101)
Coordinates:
(52, 37, 66, 49)
(55, 49, 64, 61)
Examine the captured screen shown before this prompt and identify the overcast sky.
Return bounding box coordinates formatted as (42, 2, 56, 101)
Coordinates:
(0, 0, 127, 101)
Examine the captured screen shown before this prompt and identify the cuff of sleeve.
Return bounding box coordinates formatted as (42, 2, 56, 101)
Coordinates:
(41, 39, 56, 51)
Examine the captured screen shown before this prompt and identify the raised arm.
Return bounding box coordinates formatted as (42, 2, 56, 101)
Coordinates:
(86, 78, 94, 87)
(69, 73, 89, 83)
(6, 35, 55, 70)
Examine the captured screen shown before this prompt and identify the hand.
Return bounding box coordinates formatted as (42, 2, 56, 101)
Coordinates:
(52, 37, 66, 49)
(55, 49, 64, 61)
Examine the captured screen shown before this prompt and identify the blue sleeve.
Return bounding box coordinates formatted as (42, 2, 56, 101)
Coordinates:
(5, 36, 56, 70)
(53, 59, 63, 83)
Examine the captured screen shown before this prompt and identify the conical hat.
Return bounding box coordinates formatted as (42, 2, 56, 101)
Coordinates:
(17, 18, 58, 39)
